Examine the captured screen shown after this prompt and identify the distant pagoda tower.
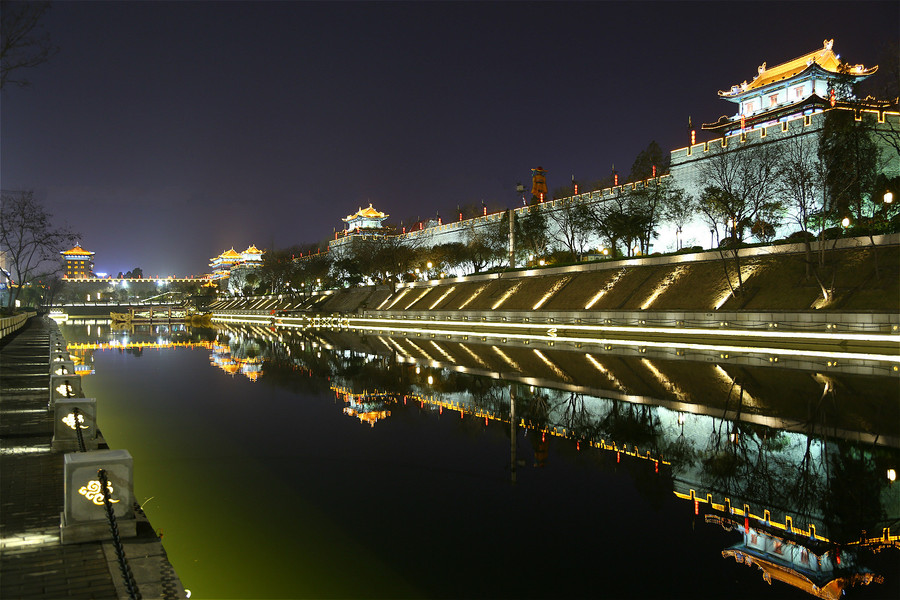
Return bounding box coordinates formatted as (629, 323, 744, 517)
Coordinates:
(703, 39, 878, 135)
(209, 247, 243, 280)
(531, 167, 548, 201)
(60, 245, 95, 279)
(342, 203, 388, 233)
(240, 244, 264, 266)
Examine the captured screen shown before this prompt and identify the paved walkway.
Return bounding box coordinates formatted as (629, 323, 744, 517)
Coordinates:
(1, 316, 185, 599)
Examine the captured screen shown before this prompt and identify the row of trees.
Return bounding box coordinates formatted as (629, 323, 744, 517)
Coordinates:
(233, 106, 896, 298)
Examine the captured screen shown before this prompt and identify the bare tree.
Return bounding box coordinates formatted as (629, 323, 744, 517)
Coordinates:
(697, 141, 784, 297)
(0, 1, 58, 90)
(1, 190, 77, 311)
(545, 198, 593, 260)
(661, 185, 696, 250)
(775, 134, 840, 300)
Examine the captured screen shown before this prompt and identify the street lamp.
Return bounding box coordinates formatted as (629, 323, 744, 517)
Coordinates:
(885, 191, 893, 205)
(841, 217, 851, 228)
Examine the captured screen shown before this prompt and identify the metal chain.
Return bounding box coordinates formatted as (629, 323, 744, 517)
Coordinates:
(98, 469, 141, 600)
(73, 407, 86, 453)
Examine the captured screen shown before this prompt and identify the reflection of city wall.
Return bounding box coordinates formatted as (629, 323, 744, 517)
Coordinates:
(64, 321, 900, 550)
(324, 367, 900, 548)
(215, 322, 898, 546)
(58, 317, 898, 596)
(309, 328, 899, 446)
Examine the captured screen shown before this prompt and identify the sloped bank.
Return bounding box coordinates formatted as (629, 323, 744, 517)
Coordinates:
(210, 236, 899, 334)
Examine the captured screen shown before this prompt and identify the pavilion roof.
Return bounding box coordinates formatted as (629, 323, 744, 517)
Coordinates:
(243, 244, 263, 255)
(343, 203, 388, 222)
(60, 245, 94, 256)
(719, 39, 876, 98)
(219, 248, 243, 260)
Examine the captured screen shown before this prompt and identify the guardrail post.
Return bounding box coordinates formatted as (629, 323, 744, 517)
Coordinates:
(51, 360, 78, 376)
(52, 398, 98, 451)
(61, 449, 136, 544)
(49, 374, 82, 409)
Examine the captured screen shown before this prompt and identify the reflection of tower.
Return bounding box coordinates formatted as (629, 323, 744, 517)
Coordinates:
(530, 167, 547, 201)
(531, 430, 548, 467)
(510, 384, 517, 483)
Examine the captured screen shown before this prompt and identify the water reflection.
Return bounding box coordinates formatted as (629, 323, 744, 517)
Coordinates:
(60, 319, 899, 598)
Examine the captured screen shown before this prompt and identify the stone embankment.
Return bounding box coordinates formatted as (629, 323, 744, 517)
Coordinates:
(210, 237, 900, 337)
(0, 316, 186, 599)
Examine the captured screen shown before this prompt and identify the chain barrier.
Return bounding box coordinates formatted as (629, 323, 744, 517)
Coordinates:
(72, 406, 87, 453)
(98, 468, 141, 600)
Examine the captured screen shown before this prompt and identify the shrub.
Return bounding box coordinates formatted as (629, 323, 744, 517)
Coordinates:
(787, 230, 815, 241)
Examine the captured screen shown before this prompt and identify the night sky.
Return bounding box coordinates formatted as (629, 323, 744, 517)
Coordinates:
(3, 1, 898, 277)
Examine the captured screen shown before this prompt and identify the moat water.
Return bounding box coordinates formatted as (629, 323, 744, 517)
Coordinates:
(60, 320, 899, 599)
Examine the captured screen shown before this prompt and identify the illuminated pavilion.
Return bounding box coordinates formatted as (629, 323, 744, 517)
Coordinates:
(209, 245, 265, 280)
(240, 244, 264, 266)
(703, 39, 879, 134)
(60, 245, 95, 279)
(342, 204, 388, 233)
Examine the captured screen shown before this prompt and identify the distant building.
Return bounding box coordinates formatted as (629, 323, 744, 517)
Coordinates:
(209, 248, 243, 280)
(240, 244, 264, 266)
(60, 245, 95, 279)
(209, 245, 266, 290)
(342, 204, 388, 233)
(326, 40, 898, 261)
(703, 39, 879, 135)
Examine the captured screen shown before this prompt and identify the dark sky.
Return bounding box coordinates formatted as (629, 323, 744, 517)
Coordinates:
(3, 1, 898, 276)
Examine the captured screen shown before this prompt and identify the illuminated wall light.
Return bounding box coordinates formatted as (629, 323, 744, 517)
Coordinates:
(491, 346, 523, 372)
(404, 288, 432, 310)
(404, 339, 435, 362)
(458, 284, 488, 310)
(713, 264, 760, 310)
(584, 353, 626, 391)
(428, 341, 455, 363)
(640, 266, 686, 310)
(383, 289, 411, 310)
(428, 286, 456, 309)
(532, 349, 571, 381)
(585, 268, 626, 309)
(532, 277, 571, 310)
(491, 282, 524, 310)
(459, 344, 490, 368)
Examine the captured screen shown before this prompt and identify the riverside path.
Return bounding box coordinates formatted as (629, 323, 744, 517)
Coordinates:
(1, 315, 186, 599)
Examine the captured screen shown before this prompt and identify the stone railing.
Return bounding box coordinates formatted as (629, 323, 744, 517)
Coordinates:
(0, 311, 36, 340)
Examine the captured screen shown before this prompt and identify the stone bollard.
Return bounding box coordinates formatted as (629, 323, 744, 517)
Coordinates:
(52, 398, 98, 451)
(61, 449, 136, 544)
(51, 360, 78, 377)
(50, 374, 82, 409)
(51, 349, 73, 363)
